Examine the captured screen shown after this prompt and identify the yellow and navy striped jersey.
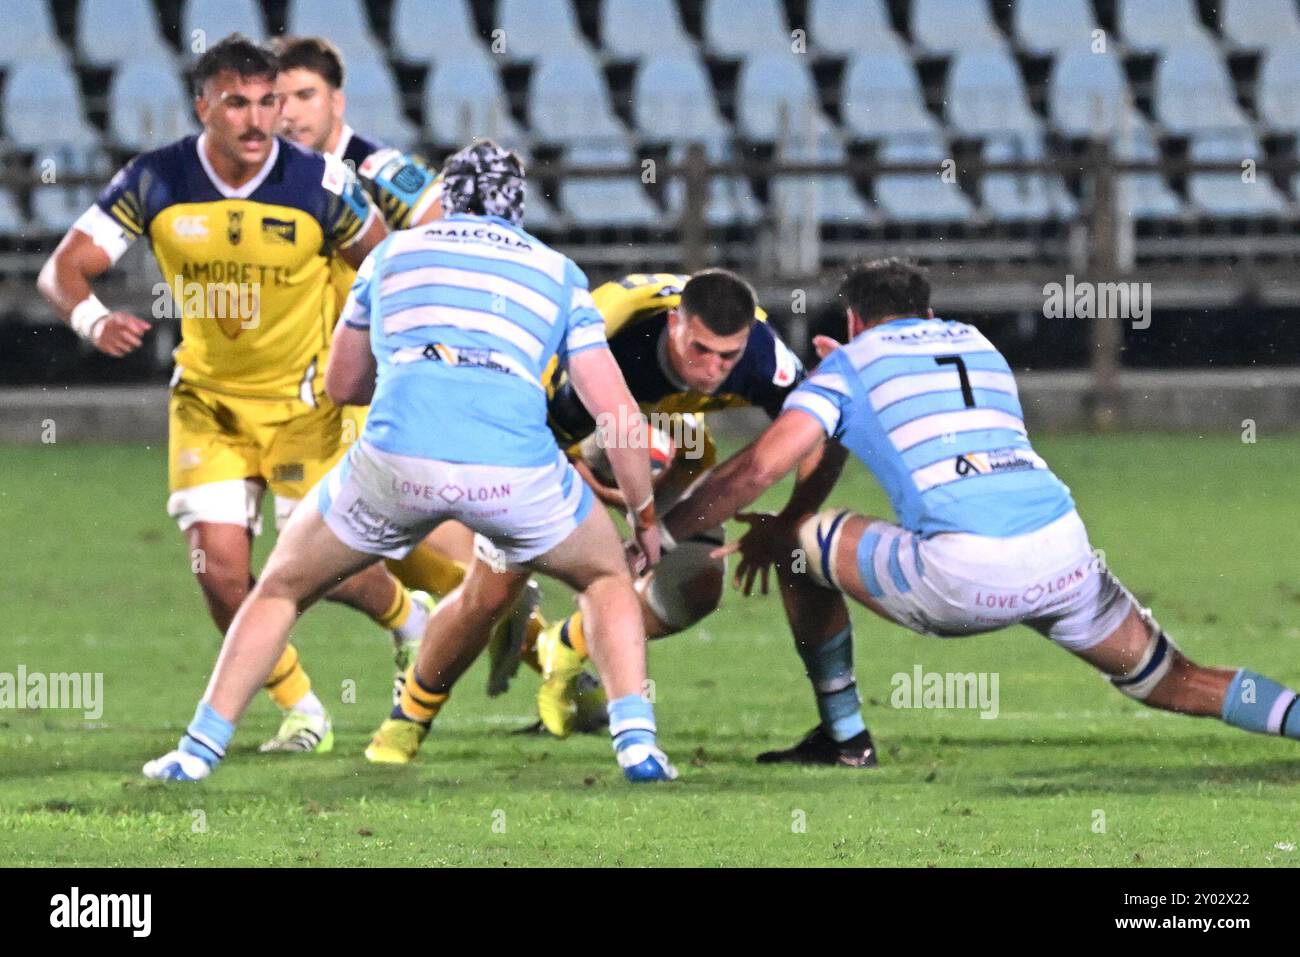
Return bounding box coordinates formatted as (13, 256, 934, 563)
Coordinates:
(88, 133, 374, 401)
(547, 272, 804, 446)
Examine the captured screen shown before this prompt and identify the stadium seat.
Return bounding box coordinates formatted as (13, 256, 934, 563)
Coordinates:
(0, 189, 26, 233)
(498, 0, 595, 61)
(735, 53, 833, 145)
(391, 0, 486, 63)
(521, 190, 561, 230)
(560, 142, 661, 227)
(79, 0, 175, 66)
(344, 60, 418, 149)
(1154, 42, 1250, 135)
(632, 55, 731, 146)
(602, 0, 695, 59)
(808, 0, 905, 55)
(529, 56, 627, 145)
(1118, 0, 1213, 51)
(703, 0, 792, 56)
(1257, 44, 1300, 134)
(109, 60, 193, 151)
(1188, 129, 1290, 216)
(31, 149, 112, 232)
(0, 0, 66, 65)
(1113, 125, 1185, 219)
(772, 135, 876, 226)
(2, 61, 101, 152)
(1014, 0, 1099, 54)
(1048, 49, 1141, 138)
(947, 49, 1041, 136)
(1221, 0, 1300, 50)
(425, 58, 525, 147)
(664, 141, 765, 226)
(285, 0, 386, 64)
(981, 132, 1075, 221)
(873, 134, 977, 223)
(841, 51, 939, 140)
(181, 0, 266, 49)
(911, 0, 1006, 53)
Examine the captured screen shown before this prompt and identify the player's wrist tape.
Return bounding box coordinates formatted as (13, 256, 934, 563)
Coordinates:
(70, 295, 109, 341)
(629, 493, 656, 530)
(657, 522, 677, 552)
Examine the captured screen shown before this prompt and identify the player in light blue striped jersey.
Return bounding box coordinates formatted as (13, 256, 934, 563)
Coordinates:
(143, 141, 675, 784)
(658, 258, 1300, 767)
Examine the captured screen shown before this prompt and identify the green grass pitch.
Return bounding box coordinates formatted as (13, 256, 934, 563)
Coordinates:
(2, 434, 1299, 866)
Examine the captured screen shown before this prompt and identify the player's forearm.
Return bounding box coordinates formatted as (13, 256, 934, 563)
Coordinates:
(663, 442, 776, 543)
(603, 416, 655, 518)
(776, 439, 847, 522)
(37, 239, 99, 322)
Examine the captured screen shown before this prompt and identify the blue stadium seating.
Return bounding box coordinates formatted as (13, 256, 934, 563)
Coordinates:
(982, 132, 1076, 221)
(1155, 41, 1250, 134)
(1258, 44, 1300, 134)
(1119, 0, 1214, 51)
(109, 60, 193, 151)
(808, 0, 905, 55)
(499, 0, 595, 61)
(343, 58, 418, 148)
(912, 0, 1006, 53)
(1014, 0, 1100, 54)
(735, 53, 832, 143)
(1049, 49, 1138, 137)
(561, 141, 660, 226)
(3, 60, 100, 151)
(633, 54, 731, 147)
(703, 0, 791, 56)
(425, 57, 525, 147)
(0, 0, 66, 65)
(841, 50, 940, 139)
(391, 0, 485, 64)
(602, 0, 695, 59)
(873, 134, 977, 223)
(1188, 129, 1290, 216)
(947, 49, 1042, 136)
(181, 0, 266, 48)
(285, 0, 385, 64)
(1114, 125, 1185, 219)
(529, 56, 627, 145)
(80, 0, 176, 66)
(1221, 0, 1300, 49)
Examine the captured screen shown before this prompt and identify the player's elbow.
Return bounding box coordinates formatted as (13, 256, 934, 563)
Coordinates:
(325, 364, 372, 406)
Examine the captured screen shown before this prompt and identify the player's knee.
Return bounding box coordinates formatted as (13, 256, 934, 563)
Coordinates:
(1108, 610, 1184, 706)
(796, 509, 854, 590)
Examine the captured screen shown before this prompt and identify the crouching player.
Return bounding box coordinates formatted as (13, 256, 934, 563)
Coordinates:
(143, 141, 676, 783)
(525, 270, 814, 736)
(659, 258, 1300, 766)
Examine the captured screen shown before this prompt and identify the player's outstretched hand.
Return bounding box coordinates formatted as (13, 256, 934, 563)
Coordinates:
(812, 335, 840, 360)
(712, 511, 789, 597)
(93, 312, 151, 357)
(626, 523, 662, 575)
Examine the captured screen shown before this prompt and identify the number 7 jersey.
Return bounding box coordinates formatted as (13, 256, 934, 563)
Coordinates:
(785, 317, 1074, 538)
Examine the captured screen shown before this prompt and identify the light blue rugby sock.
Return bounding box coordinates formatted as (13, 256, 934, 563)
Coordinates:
(608, 694, 658, 755)
(1221, 669, 1300, 739)
(178, 701, 234, 767)
(798, 625, 867, 742)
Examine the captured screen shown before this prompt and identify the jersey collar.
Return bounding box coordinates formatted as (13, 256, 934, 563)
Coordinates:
(195, 132, 280, 199)
(328, 124, 355, 160)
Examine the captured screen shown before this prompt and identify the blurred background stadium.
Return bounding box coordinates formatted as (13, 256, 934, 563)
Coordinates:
(1, 0, 1299, 437)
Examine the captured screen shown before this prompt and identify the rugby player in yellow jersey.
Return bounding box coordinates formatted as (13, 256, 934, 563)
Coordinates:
(36, 34, 432, 754)
(273, 35, 550, 698)
(523, 270, 822, 735)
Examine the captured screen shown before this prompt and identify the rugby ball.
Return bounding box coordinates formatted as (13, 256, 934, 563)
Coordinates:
(579, 424, 675, 487)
